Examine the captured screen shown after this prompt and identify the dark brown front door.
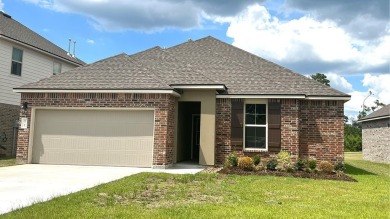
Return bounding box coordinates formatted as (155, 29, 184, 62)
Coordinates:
(191, 115, 200, 161)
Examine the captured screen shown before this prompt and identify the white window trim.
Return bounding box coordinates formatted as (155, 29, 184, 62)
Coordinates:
(243, 99, 268, 151)
(11, 47, 23, 76)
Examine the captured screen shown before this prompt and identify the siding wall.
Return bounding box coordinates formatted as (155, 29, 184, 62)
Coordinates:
(0, 39, 77, 106)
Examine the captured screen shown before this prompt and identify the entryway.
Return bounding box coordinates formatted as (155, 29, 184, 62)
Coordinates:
(176, 102, 201, 163)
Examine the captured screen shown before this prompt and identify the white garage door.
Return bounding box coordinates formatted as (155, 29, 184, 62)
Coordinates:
(31, 109, 154, 167)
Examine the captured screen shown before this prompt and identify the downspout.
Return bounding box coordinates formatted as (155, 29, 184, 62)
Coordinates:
(12, 119, 18, 156)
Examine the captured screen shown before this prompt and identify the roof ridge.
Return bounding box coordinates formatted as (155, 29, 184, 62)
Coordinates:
(194, 37, 299, 94)
(126, 49, 174, 89)
(164, 41, 220, 85)
(206, 37, 348, 96)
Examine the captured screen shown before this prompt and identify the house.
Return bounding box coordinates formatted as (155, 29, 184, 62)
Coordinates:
(358, 105, 390, 164)
(0, 12, 84, 157)
(14, 36, 350, 168)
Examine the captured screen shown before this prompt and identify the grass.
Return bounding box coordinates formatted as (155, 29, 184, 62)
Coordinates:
(0, 157, 16, 167)
(3, 152, 390, 219)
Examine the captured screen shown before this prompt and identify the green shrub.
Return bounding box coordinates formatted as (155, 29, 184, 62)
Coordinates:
(318, 161, 333, 173)
(238, 157, 254, 171)
(304, 168, 311, 173)
(334, 162, 345, 172)
(276, 151, 293, 171)
(225, 153, 238, 167)
(308, 159, 317, 170)
(295, 159, 305, 171)
(255, 163, 266, 171)
(287, 167, 296, 173)
(266, 158, 278, 171)
(253, 155, 261, 166)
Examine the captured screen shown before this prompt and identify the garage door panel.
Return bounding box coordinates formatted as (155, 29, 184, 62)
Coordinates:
(32, 109, 154, 167)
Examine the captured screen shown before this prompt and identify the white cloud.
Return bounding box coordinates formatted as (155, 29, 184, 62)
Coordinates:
(21, 0, 264, 32)
(344, 73, 390, 117)
(223, 4, 389, 75)
(325, 73, 353, 93)
(0, 0, 4, 11)
(86, 39, 95, 44)
(361, 73, 390, 104)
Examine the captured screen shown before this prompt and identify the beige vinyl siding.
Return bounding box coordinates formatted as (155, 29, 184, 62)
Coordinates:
(31, 109, 154, 167)
(0, 40, 79, 106)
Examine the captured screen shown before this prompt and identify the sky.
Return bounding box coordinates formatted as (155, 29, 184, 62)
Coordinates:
(1, 0, 389, 119)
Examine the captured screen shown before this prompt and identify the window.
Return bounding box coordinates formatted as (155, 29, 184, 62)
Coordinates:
(244, 103, 267, 150)
(53, 61, 62, 75)
(11, 47, 23, 76)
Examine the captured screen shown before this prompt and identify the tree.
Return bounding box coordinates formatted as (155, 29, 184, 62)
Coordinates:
(358, 99, 386, 120)
(310, 73, 330, 86)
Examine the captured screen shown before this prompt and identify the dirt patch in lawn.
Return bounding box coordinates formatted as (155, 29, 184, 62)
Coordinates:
(94, 174, 229, 208)
(218, 167, 357, 182)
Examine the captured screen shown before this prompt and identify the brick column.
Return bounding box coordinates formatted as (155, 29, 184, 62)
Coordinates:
(215, 98, 232, 164)
(281, 99, 300, 160)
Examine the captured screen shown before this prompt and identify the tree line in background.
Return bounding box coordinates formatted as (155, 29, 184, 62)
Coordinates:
(310, 73, 386, 152)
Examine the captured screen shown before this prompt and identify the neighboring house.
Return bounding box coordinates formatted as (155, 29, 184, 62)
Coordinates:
(0, 12, 84, 157)
(358, 105, 390, 164)
(14, 36, 350, 168)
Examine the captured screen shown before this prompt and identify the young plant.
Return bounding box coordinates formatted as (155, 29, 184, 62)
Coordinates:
(318, 161, 334, 173)
(266, 158, 278, 171)
(295, 159, 305, 171)
(225, 153, 238, 167)
(334, 162, 345, 172)
(276, 151, 293, 172)
(308, 159, 317, 170)
(253, 155, 261, 166)
(238, 157, 254, 171)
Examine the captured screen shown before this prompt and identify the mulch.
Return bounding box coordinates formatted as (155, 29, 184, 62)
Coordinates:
(217, 167, 357, 182)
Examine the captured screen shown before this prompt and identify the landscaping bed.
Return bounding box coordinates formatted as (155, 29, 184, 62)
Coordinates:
(218, 166, 357, 182)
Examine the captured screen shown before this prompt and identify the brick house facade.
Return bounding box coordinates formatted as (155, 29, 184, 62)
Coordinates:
(14, 36, 350, 167)
(16, 93, 176, 166)
(17, 93, 345, 166)
(215, 98, 344, 164)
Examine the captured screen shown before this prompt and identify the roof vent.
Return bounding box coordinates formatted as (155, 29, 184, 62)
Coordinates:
(1, 11, 11, 19)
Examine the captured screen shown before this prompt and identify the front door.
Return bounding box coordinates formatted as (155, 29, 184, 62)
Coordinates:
(191, 115, 200, 161)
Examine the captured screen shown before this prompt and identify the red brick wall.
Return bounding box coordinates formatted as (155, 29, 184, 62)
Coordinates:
(16, 93, 177, 167)
(215, 98, 345, 164)
(299, 100, 344, 162)
(280, 99, 300, 160)
(215, 98, 232, 164)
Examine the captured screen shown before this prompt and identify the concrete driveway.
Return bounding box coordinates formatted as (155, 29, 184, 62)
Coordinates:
(0, 164, 204, 215)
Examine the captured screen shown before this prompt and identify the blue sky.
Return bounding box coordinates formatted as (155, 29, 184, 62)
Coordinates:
(1, 0, 389, 119)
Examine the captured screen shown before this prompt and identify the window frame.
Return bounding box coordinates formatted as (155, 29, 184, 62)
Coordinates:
(243, 99, 268, 151)
(53, 61, 62, 75)
(11, 47, 23, 76)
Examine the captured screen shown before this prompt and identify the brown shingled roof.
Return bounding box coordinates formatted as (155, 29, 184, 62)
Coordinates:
(16, 36, 350, 98)
(359, 105, 390, 122)
(0, 12, 84, 66)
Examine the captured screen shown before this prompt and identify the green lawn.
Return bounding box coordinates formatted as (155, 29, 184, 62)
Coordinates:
(0, 157, 16, 167)
(3, 152, 390, 219)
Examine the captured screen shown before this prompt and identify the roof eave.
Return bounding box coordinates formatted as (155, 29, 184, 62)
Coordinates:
(358, 115, 390, 123)
(0, 35, 84, 66)
(13, 88, 181, 97)
(170, 84, 227, 91)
